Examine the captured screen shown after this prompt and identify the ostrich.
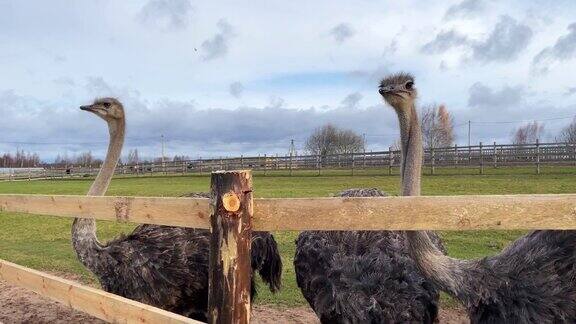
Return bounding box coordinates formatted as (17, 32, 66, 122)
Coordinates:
(294, 191, 445, 322)
(74, 98, 282, 321)
(380, 72, 576, 323)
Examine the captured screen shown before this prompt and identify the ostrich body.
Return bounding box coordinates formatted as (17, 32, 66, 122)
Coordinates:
(294, 186, 445, 323)
(72, 98, 282, 321)
(380, 73, 576, 323)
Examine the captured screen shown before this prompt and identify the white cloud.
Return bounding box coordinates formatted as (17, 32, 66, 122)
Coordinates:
(329, 23, 355, 43)
(137, 0, 193, 31)
(201, 19, 237, 61)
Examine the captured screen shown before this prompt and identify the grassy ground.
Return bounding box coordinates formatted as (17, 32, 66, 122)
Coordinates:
(0, 166, 575, 308)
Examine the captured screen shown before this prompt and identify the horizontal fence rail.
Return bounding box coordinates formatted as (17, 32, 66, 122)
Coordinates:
(2, 141, 576, 180)
(2, 193, 576, 230)
(0, 259, 201, 324)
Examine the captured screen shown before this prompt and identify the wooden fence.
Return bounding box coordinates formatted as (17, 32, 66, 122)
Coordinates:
(3, 141, 576, 181)
(1, 170, 576, 323)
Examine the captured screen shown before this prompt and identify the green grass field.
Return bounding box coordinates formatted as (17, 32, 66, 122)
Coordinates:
(1, 166, 575, 308)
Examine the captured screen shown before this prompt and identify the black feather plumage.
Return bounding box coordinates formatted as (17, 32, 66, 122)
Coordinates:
(294, 188, 444, 323)
(90, 192, 282, 321)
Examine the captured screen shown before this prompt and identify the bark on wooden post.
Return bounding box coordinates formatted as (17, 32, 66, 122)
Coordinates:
(208, 170, 253, 324)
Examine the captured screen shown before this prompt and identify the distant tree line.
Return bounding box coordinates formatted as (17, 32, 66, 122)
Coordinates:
(0, 150, 41, 168)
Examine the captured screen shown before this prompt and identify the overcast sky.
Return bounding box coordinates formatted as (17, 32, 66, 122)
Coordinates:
(1, 0, 576, 160)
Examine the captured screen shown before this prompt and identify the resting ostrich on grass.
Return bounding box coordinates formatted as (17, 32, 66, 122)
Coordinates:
(73, 98, 282, 321)
(380, 72, 576, 323)
(294, 194, 445, 320)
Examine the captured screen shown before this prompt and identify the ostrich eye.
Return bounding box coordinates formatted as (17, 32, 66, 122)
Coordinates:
(103, 102, 111, 108)
(405, 81, 414, 90)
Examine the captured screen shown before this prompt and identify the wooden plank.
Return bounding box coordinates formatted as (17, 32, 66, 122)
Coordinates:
(0, 259, 201, 324)
(252, 194, 576, 231)
(2, 194, 576, 231)
(0, 194, 210, 228)
(208, 171, 252, 324)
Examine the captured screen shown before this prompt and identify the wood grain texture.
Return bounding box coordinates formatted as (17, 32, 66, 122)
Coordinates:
(208, 171, 253, 324)
(0, 194, 210, 228)
(0, 259, 201, 324)
(252, 194, 576, 231)
(2, 194, 576, 231)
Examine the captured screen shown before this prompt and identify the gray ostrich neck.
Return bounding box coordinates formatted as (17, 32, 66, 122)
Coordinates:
(398, 103, 470, 298)
(72, 120, 125, 273)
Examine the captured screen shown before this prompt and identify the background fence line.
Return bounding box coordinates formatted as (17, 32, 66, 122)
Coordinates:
(2, 141, 576, 180)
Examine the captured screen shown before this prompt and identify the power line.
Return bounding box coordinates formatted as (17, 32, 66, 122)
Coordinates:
(469, 114, 576, 125)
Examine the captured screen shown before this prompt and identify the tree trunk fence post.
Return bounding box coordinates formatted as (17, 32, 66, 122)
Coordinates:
(536, 139, 541, 174)
(388, 147, 393, 175)
(208, 170, 253, 324)
(431, 147, 435, 175)
(479, 142, 484, 175)
(493, 142, 497, 168)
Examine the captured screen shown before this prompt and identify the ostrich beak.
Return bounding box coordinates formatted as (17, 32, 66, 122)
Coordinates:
(80, 104, 95, 112)
(379, 86, 395, 95)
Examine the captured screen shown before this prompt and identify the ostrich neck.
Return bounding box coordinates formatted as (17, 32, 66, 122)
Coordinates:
(397, 105, 422, 196)
(72, 120, 125, 273)
(398, 103, 470, 298)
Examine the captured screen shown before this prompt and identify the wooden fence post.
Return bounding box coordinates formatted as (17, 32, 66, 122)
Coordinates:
(263, 154, 267, 176)
(572, 143, 576, 167)
(388, 147, 393, 175)
(289, 153, 293, 177)
(431, 147, 435, 175)
(208, 170, 253, 324)
(351, 153, 355, 176)
(536, 139, 541, 174)
(479, 142, 484, 175)
(493, 142, 497, 168)
(454, 144, 458, 169)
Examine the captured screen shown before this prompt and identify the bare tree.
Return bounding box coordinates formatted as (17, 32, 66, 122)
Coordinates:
(558, 118, 576, 143)
(420, 104, 455, 149)
(305, 124, 365, 157)
(512, 121, 544, 144)
(75, 151, 95, 166)
(126, 149, 140, 165)
(0, 150, 41, 168)
(173, 155, 191, 162)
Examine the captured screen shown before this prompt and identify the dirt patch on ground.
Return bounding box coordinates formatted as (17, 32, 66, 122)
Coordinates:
(0, 276, 469, 323)
(252, 305, 469, 324)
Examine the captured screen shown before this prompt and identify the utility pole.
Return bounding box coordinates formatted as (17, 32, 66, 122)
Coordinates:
(468, 120, 471, 147)
(288, 139, 297, 157)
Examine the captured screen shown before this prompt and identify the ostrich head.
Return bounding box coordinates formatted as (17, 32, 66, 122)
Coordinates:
(80, 98, 125, 123)
(378, 72, 417, 111)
